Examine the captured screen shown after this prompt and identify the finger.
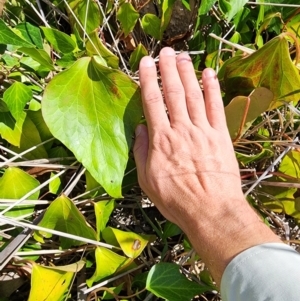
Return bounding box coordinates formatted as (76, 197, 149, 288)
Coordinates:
(139, 56, 169, 131)
(176, 52, 208, 127)
(159, 47, 190, 124)
(133, 124, 149, 186)
(202, 68, 227, 131)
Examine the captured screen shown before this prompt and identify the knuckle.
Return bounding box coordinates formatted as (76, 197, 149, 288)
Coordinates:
(185, 90, 202, 102)
(164, 85, 184, 96)
(207, 99, 224, 111)
(143, 91, 162, 104)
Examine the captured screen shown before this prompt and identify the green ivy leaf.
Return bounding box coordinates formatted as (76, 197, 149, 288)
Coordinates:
(221, 35, 300, 108)
(10, 113, 49, 160)
(162, 221, 182, 239)
(117, 3, 139, 37)
(15, 22, 43, 49)
(236, 148, 274, 165)
(129, 43, 148, 72)
(41, 27, 76, 54)
(225, 87, 273, 139)
(3, 82, 32, 120)
(161, 0, 177, 33)
(199, 0, 217, 15)
(49, 172, 62, 195)
(0, 167, 40, 218)
(141, 14, 162, 40)
(28, 261, 85, 301)
(42, 56, 142, 197)
(146, 263, 211, 301)
(94, 200, 115, 240)
(27, 110, 53, 147)
(69, 0, 102, 36)
(34, 194, 97, 248)
(86, 31, 119, 68)
(0, 110, 23, 146)
(0, 19, 34, 47)
(19, 47, 54, 71)
(220, 0, 248, 21)
(102, 227, 153, 259)
(86, 247, 132, 287)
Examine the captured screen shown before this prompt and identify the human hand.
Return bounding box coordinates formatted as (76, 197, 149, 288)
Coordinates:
(133, 47, 243, 228)
(133, 47, 281, 284)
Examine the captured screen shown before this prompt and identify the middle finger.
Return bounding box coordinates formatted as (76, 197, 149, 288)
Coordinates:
(159, 47, 190, 125)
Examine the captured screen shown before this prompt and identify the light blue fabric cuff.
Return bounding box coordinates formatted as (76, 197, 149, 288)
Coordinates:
(220, 243, 300, 301)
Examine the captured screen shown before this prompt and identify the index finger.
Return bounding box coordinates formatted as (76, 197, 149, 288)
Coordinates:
(139, 56, 169, 131)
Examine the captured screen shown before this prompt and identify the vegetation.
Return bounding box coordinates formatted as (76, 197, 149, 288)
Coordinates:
(0, 0, 300, 300)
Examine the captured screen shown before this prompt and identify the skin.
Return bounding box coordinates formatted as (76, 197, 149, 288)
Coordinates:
(133, 47, 282, 286)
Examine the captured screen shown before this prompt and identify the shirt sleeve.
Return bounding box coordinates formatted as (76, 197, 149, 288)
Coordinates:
(220, 242, 300, 301)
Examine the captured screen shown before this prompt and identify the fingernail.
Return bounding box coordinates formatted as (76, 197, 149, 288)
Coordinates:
(140, 56, 155, 67)
(176, 52, 192, 64)
(160, 47, 175, 56)
(135, 125, 142, 137)
(203, 68, 216, 79)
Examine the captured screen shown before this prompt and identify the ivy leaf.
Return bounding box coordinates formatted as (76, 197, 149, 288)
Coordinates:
(225, 87, 273, 139)
(141, 14, 162, 40)
(117, 3, 139, 37)
(3, 82, 32, 120)
(0, 110, 23, 146)
(0, 167, 40, 218)
(19, 47, 54, 71)
(199, 0, 217, 15)
(236, 148, 274, 165)
(86, 30, 119, 68)
(162, 221, 182, 239)
(94, 200, 115, 240)
(161, 0, 176, 33)
(279, 150, 300, 179)
(102, 227, 153, 259)
(86, 247, 133, 287)
(15, 22, 43, 49)
(146, 263, 211, 301)
(41, 27, 76, 54)
(68, 0, 102, 36)
(221, 34, 300, 108)
(0, 18, 34, 47)
(129, 43, 148, 72)
(10, 113, 49, 160)
(219, 0, 248, 21)
(28, 261, 84, 301)
(34, 194, 97, 248)
(42, 56, 142, 197)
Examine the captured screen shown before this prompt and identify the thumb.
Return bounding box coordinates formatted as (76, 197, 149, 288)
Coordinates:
(133, 124, 149, 182)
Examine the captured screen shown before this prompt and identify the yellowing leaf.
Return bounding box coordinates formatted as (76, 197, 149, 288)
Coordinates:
(0, 167, 40, 218)
(225, 87, 273, 139)
(34, 195, 97, 248)
(42, 56, 142, 197)
(9, 113, 49, 160)
(102, 227, 153, 258)
(28, 260, 84, 301)
(86, 247, 133, 287)
(221, 34, 300, 108)
(279, 150, 300, 179)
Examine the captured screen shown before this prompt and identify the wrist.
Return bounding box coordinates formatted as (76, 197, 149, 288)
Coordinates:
(181, 196, 282, 285)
